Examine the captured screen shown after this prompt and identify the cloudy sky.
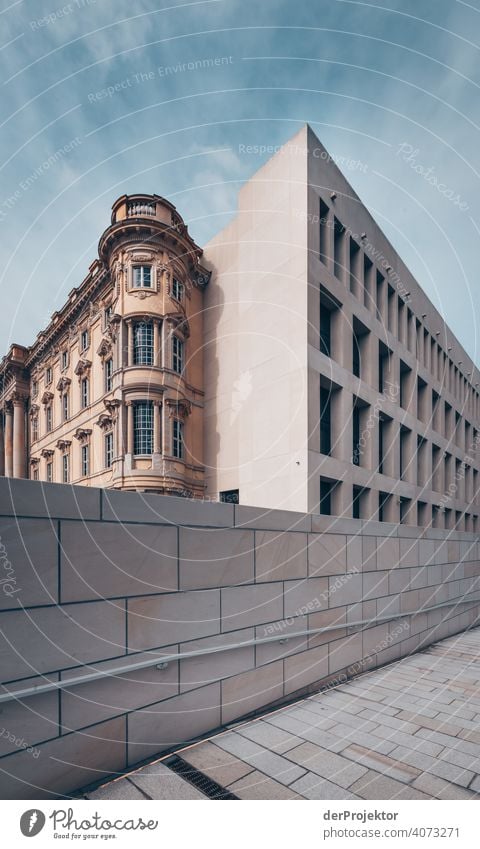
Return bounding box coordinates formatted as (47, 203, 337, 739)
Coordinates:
(1, 0, 479, 365)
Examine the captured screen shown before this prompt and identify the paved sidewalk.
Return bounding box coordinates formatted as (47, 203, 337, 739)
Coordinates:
(83, 628, 480, 800)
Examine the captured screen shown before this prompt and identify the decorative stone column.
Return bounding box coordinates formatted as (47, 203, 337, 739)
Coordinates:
(12, 396, 26, 479)
(4, 402, 14, 478)
(153, 400, 162, 454)
(127, 401, 134, 455)
(0, 412, 4, 477)
(154, 321, 161, 367)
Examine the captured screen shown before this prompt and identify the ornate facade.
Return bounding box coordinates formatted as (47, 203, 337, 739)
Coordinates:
(0, 194, 210, 496)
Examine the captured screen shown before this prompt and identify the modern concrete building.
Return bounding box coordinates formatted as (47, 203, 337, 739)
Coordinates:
(1, 125, 479, 528)
(203, 126, 480, 529)
(0, 195, 211, 497)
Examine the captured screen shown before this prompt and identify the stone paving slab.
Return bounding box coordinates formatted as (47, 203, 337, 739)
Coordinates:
(84, 627, 480, 800)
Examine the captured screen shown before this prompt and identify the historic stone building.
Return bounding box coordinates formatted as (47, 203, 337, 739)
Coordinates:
(1, 126, 480, 530)
(0, 194, 210, 497)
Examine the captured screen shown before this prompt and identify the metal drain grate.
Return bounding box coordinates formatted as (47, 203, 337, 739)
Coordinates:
(163, 754, 239, 800)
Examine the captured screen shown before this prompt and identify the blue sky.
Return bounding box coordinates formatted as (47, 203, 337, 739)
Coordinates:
(1, 0, 479, 365)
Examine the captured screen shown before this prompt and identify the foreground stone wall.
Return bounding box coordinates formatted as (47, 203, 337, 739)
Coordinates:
(0, 478, 479, 799)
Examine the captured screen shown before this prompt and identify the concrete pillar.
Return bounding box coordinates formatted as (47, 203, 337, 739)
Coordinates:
(126, 321, 133, 366)
(383, 418, 401, 480)
(363, 333, 379, 389)
(4, 404, 14, 478)
(401, 428, 416, 485)
(12, 398, 26, 479)
(153, 401, 162, 454)
(332, 387, 353, 465)
(332, 309, 353, 372)
(0, 413, 4, 477)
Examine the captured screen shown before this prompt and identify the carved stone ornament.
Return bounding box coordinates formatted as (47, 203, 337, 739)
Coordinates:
(56, 439, 72, 452)
(166, 312, 190, 338)
(30, 457, 40, 466)
(97, 338, 112, 358)
(104, 398, 121, 419)
(73, 427, 92, 443)
(41, 448, 54, 459)
(165, 398, 191, 419)
(192, 267, 211, 288)
(127, 251, 154, 262)
(74, 358, 92, 378)
(56, 376, 71, 392)
(130, 289, 155, 300)
(41, 391, 54, 405)
(95, 413, 113, 431)
(29, 404, 40, 418)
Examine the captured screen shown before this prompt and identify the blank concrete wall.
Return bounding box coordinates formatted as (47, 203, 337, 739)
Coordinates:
(0, 478, 479, 799)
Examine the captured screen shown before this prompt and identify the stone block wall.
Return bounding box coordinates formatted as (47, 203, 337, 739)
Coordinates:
(0, 478, 479, 798)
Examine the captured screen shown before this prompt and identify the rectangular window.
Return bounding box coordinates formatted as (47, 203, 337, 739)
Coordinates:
(352, 406, 361, 466)
(333, 217, 345, 280)
(32, 380, 38, 398)
(45, 367, 52, 385)
(320, 306, 331, 358)
(349, 239, 361, 298)
(133, 322, 154, 366)
(104, 305, 113, 327)
(80, 330, 89, 352)
(132, 265, 152, 288)
(62, 392, 69, 422)
(105, 432, 114, 468)
(81, 444, 90, 477)
(33, 468, 39, 481)
(172, 336, 184, 374)
(319, 199, 329, 264)
(46, 405, 53, 433)
(81, 377, 89, 409)
(172, 278, 184, 301)
(46, 461, 53, 483)
(319, 478, 335, 516)
(320, 387, 331, 456)
(173, 418, 184, 459)
(220, 489, 239, 504)
(353, 332, 361, 378)
(62, 453, 69, 484)
(379, 491, 391, 523)
(134, 401, 153, 455)
(32, 417, 38, 442)
(61, 350, 69, 371)
(104, 358, 113, 392)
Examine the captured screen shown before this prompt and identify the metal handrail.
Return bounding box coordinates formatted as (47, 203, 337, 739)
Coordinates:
(0, 593, 479, 705)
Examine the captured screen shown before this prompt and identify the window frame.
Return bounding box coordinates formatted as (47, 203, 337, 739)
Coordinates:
(104, 357, 114, 392)
(62, 453, 69, 484)
(172, 418, 184, 459)
(133, 401, 154, 456)
(133, 321, 154, 366)
(81, 377, 89, 409)
(172, 335, 184, 375)
(172, 277, 184, 302)
(132, 264, 153, 289)
(80, 329, 89, 352)
(81, 443, 90, 477)
(105, 431, 114, 468)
